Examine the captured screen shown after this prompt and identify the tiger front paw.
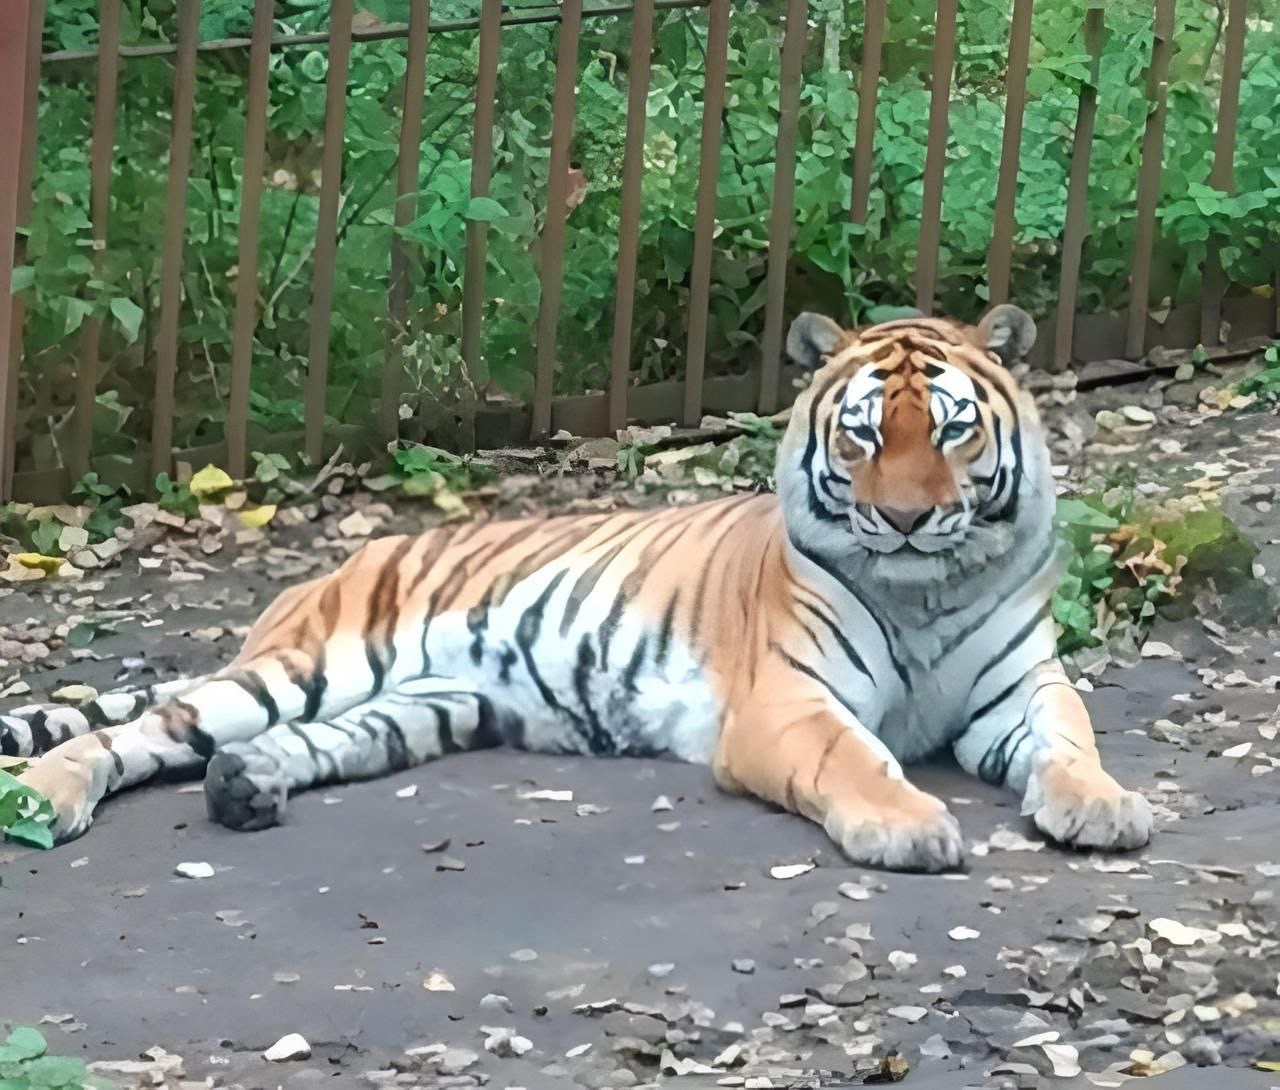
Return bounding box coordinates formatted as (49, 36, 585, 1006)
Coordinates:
(824, 794, 965, 873)
(1025, 752, 1152, 852)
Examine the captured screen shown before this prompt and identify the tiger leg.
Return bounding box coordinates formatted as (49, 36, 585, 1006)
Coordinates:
(0, 676, 207, 759)
(715, 659, 964, 872)
(204, 685, 504, 831)
(954, 661, 1152, 851)
(18, 649, 372, 843)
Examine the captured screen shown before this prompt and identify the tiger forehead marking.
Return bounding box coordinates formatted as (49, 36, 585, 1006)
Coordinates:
(836, 342, 982, 456)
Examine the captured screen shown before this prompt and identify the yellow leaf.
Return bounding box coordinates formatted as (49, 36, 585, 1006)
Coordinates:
(432, 489, 470, 522)
(189, 464, 235, 499)
(237, 504, 277, 529)
(1256, 1061, 1280, 1072)
(14, 553, 64, 574)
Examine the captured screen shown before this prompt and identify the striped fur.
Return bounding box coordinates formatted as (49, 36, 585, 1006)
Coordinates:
(7, 306, 1151, 869)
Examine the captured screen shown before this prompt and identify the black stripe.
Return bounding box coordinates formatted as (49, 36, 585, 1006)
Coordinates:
(514, 570, 571, 711)
(802, 371, 851, 525)
(430, 703, 462, 755)
(978, 723, 1030, 785)
(774, 645, 866, 724)
(793, 543, 910, 691)
(27, 711, 55, 755)
(798, 600, 875, 683)
(229, 670, 280, 727)
(558, 514, 652, 637)
(573, 635, 613, 754)
(287, 722, 326, 766)
(598, 504, 712, 668)
(366, 710, 411, 770)
(654, 592, 680, 669)
(621, 634, 649, 693)
(971, 602, 1052, 689)
(968, 676, 1023, 726)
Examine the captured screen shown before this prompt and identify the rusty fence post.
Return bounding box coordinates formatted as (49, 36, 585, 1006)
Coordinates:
(0, 0, 41, 503)
(1052, 6, 1105, 371)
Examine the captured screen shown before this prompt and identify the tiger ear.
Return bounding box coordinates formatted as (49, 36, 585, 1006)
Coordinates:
(786, 312, 848, 370)
(979, 304, 1037, 365)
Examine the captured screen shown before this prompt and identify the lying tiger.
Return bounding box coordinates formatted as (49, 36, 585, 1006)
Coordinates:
(2, 305, 1151, 871)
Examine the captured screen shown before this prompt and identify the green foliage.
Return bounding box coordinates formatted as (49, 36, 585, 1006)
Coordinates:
(364, 442, 495, 498)
(0, 475, 130, 559)
(0, 772, 56, 850)
(0, 1025, 108, 1089)
(1234, 344, 1280, 405)
(1053, 490, 1270, 654)
(11, 1, 1279, 474)
(154, 472, 199, 518)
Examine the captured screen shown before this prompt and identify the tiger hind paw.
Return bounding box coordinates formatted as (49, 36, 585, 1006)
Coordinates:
(204, 748, 288, 831)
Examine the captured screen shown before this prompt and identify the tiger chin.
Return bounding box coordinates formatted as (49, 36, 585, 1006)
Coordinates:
(6, 304, 1152, 873)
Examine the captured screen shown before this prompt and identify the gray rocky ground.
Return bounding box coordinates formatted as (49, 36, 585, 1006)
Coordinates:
(2, 350, 1279, 1089)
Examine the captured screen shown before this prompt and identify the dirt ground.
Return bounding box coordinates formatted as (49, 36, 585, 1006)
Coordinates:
(2, 358, 1280, 1089)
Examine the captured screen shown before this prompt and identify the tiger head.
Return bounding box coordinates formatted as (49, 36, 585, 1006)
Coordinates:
(777, 305, 1052, 573)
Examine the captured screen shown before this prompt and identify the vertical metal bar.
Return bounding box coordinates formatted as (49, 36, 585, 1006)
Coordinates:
(849, 0, 885, 226)
(149, 0, 202, 479)
(302, 0, 354, 465)
(1124, 0, 1175, 359)
(382, 0, 431, 444)
(606, 0, 655, 435)
(986, 0, 1033, 307)
(0, 0, 41, 503)
(530, 0, 584, 441)
(682, 0, 730, 428)
(757, 0, 808, 416)
(1200, 0, 1246, 348)
(1053, 7, 1104, 370)
(914, 0, 957, 315)
(226, 0, 273, 479)
(72, 0, 123, 479)
(460, 0, 502, 452)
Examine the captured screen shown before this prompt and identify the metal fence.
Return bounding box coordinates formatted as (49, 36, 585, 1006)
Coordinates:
(0, 0, 1275, 504)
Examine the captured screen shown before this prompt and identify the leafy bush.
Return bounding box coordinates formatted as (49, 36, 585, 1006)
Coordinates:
(1234, 343, 1280, 405)
(1053, 489, 1270, 656)
(0, 1025, 108, 1088)
(12, 2, 1280, 475)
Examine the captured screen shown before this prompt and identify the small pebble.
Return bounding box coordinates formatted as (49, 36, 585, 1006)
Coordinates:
(731, 959, 756, 975)
(174, 862, 215, 880)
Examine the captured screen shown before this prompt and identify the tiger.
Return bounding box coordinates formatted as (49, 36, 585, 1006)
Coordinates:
(1, 304, 1152, 872)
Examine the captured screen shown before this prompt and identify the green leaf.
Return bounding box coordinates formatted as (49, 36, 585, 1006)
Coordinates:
(464, 197, 507, 222)
(1052, 596, 1093, 635)
(10, 265, 34, 292)
(865, 304, 923, 323)
(3, 1027, 47, 1061)
(300, 50, 327, 81)
(109, 297, 143, 343)
(24, 1054, 87, 1087)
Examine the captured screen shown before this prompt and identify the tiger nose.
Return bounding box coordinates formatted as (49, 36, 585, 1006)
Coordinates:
(876, 505, 931, 533)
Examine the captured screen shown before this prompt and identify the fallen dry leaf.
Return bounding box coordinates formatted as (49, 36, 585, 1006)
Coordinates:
(423, 969, 455, 992)
(769, 862, 815, 880)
